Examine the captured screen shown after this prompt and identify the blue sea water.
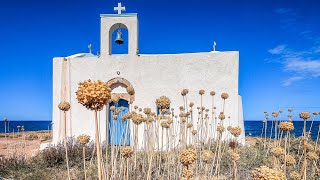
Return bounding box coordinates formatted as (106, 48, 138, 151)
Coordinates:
(0, 121, 52, 133)
(245, 120, 320, 140)
(1, 120, 319, 140)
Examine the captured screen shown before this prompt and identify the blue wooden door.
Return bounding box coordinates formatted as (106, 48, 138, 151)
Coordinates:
(109, 99, 130, 145)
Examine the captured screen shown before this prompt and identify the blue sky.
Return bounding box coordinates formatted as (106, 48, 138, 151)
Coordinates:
(0, 0, 320, 121)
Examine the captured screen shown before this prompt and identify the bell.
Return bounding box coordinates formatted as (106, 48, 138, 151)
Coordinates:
(115, 30, 124, 44)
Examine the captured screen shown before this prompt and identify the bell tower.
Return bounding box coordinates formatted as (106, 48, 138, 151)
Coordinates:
(100, 3, 138, 57)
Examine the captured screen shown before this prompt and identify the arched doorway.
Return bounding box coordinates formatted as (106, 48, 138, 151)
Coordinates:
(106, 77, 134, 145)
(109, 99, 130, 145)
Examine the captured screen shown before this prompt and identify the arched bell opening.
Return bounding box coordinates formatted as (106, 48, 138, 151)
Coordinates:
(109, 23, 129, 55)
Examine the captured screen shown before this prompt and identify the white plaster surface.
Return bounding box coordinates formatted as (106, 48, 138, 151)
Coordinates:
(51, 13, 245, 148)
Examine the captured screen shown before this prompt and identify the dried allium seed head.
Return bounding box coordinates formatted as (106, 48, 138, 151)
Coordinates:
(217, 125, 225, 133)
(76, 80, 111, 111)
(77, 134, 90, 145)
(221, 93, 229, 100)
(181, 89, 189, 96)
(3, 117, 7, 122)
(131, 114, 143, 125)
(229, 151, 240, 161)
(121, 147, 133, 158)
(58, 101, 71, 111)
(271, 147, 285, 157)
(218, 112, 225, 120)
(134, 105, 138, 110)
(279, 109, 284, 113)
(180, 148, 197, 166)
(189, 102, 194, 108)
(313, 112, 319, 115)
(306, 152, 319, 161)
(110, 106, 116, 111)
(179, 106, 185, 111)
(299, 112, 311, 119)
(161, 121, 170, 129)
(126, 85, 135, 95)
(210, 91, 216, 96)
(167, 118, 173, 124)
(111, 95, 120, 103)
(121, 112, 132, 121)
(181, 117, 186, 123)
(305, 143, 314, 152)
(192, 130, 197, 135)
(289, 171, 301, 180)
(112, 114, 118, 120)
(155, 96, 171, 110)
(144, 108, 151, 115)
(199, 89, 205, 95)
(138, 108, 142, 112)
(288, 108, 293, 113)
(280, 154, 296, 166)
(229, 127, 242, 137)
(272, 112, 279, 117)
(251, 166, 286, 180)
(278, 121, 294, 131)
(201, 150, 213, 164)
(145, 116, 154, 123)
(187, 123, 193, 128)
(229, 141, 237, 150)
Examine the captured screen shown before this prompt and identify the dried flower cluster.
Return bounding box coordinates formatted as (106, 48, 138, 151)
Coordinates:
(181, 89, 189, 96)
(272, 112, 279, 118)
(76, 80, 111, 111)
(201, 150, 213, 164)
(58, 101, 71, 111)
(299, 112, 311, 119)
(121, 147, 133, 158)
(77, 134, 90, 145)
(155, 96, 171, 110)
(217, 125, 225, 133)
(229, 151, 240, 161)
(218, 112, 225, 120)
(180, 148, 197, 166)
(229, 127, 242, 137)
(198, 89, 205, 95)
(278, 121, 294, 131)
(280, 155, 296, 166)
(251, 166, 286, 180)
(221, 93, 229, 100)
(271, 147, 284, 157)
(210, 91, 216, 96)
(289, 171, 301, 180)
(306, 152, 319, 161)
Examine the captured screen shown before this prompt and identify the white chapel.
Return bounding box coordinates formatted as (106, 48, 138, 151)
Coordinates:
(51, 3, 245, 148)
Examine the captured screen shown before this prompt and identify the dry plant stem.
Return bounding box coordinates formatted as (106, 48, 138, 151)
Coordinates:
(62, 111, 71, 180)
(83, 146, 87, 180)
(308, 115, 315, 135)
(264, 121, 268, 150)
(284, 131, 288, 176)
(315, 124, 320, 150)
(301, 118, 307, 180)
(94, 110, 103, 180)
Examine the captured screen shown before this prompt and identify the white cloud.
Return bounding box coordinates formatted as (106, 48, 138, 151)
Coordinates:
(282, 76, 304, 86)
(268, 8, 320, 86)
(284, 59, 320, 77)
(268, 45, 287, 55)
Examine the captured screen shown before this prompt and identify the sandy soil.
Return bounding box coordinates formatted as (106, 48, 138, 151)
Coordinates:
(0, 130, 259, 158)
(0, 130, 52, 158)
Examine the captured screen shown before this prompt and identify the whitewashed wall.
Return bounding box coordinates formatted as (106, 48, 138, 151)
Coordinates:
(52, 51, 245, 146)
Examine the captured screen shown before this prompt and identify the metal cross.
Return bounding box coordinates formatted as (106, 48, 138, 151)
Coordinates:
(114, 2, 126, 14)
(88, 44, 92, 54)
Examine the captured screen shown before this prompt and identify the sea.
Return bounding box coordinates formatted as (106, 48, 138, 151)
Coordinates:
(0, 120, 319, 140)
